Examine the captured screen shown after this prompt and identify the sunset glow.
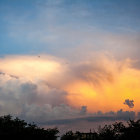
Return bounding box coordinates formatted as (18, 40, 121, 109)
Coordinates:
(0, 55, 140, 113)
(0, 0, 140, 132)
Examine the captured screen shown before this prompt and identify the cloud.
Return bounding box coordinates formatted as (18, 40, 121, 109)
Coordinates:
(20, 104, 84, 123)
(124, 99, 134, 108)
(0, 72, 5, 75)
(0, 71, 19, 79)
(4, 0, 140, 62)
(42, 109, 135, 125)
(1, 0, 140, 132)
(0, 54, 140, 126)
(80, 106, 87, 115)
(0, 73, 68, 117)
(0, 72, 88, 123)
(64, 55, 140, 112)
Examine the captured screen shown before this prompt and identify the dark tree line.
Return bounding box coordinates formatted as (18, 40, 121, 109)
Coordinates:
(0, 115, 140, 140)
(0, 115, 59, 140)
(61, 120, 140, 140)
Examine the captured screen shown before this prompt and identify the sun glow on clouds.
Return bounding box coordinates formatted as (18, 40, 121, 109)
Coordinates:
(66, 58, 140, 112)
(0, 54, 140, 114)
(0, 55, 66, 82)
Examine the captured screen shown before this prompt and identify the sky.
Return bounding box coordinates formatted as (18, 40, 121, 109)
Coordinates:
(0, 0, 140, 133)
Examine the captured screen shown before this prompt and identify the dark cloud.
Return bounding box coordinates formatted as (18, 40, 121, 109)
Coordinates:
(0, 72, 5, 75)
(0, 71, 19, 79)
(124, 99, 134, 108)
(9, 75, 19, 79)
(80, 106, 87, 115)
(43, 109, 135, 125)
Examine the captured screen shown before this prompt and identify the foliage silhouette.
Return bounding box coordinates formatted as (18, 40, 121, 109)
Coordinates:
(1, 115, 140, 140)
(0, 115, 59, 140)
(61, 119, 140, 140)
(61, 131, 77, 140)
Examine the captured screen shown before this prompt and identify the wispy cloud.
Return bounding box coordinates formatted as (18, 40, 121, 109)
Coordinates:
(1, 0, 139, 62)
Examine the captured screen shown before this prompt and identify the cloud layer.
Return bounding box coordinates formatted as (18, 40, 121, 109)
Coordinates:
(0, 54, 140, 126)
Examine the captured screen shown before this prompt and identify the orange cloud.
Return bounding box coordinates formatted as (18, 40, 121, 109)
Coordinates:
(0, 54, 140, 114)
(64, 57, 140, 113)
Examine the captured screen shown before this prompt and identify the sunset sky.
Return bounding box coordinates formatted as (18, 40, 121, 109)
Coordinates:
(0, 0, 140, 133)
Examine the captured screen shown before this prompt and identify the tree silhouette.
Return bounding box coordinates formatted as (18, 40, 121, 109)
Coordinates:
(1, 115, 140, 140)
(97, 124, 116, 140)
(120, 120, 140, 140)
(61, 119, 140, 140)
(61, 131, 77, 140)
(0, 115, 59, 140)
